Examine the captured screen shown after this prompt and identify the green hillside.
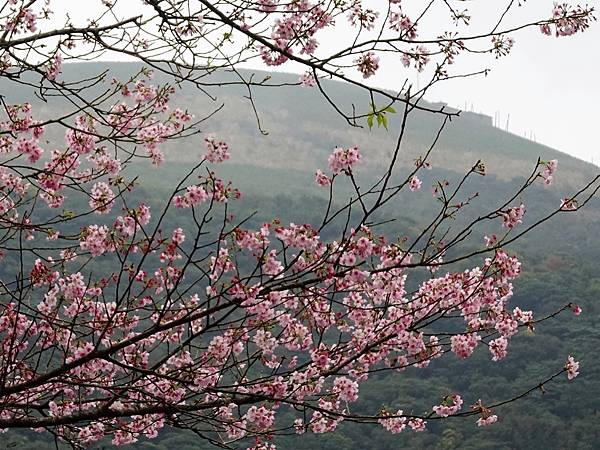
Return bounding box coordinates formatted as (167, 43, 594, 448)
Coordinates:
(1, 63, 599, 449)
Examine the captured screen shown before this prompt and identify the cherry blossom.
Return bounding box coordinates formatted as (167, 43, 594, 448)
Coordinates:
(560, 197, 578, 210)
(541, 159, 558, 185)
(472, 399, 499, 427)
(501, 204, 525, 229)
(378, 410, 406, 434)
(409, 175, 422, 192)
(204, 134, 230, 163)
(542, 3, 595, 36)
(477, 415, 498, 427)
(433, 394, 463, 417)
(45, 54, 63, 81)
(300, 71, 316, 87)
(327, 146, 361, 175)
(355, 52, 380, 78)
(565, 355, 580, 380)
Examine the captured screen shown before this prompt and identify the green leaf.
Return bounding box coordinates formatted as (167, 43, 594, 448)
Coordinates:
(367, 114, 374, 130)
(382, 114, 388, 130)
(384, 106, 396, 114)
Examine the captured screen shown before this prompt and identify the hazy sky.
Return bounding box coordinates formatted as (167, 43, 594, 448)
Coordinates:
(52, 1, 600, 164)
(310, 1, 600, 165)
(413, 3, 600, 166)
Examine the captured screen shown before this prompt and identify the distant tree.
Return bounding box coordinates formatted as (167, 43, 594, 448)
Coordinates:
(0, 0, 596, 448)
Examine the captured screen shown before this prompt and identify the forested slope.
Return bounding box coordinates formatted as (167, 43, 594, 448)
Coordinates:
(1, 63, 599, 449)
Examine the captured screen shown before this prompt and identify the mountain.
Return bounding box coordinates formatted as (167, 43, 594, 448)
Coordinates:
(1, 63, 599, 450)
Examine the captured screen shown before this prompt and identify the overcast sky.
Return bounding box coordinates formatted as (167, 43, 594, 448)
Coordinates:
(54, 1, 600, 164)
(304, 1, 600, 165)
(413, 3, 600, 166)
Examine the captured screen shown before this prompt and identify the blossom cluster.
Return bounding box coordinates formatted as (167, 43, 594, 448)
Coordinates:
(541, 159, 558, 185)
(321, 146, 361, 177)
(204, 134, 230, 163)
(540, 3, 595, 36)
(433, 394, 463, 417)
(566, 355, 580, 380)
(501, 204, 525, 229)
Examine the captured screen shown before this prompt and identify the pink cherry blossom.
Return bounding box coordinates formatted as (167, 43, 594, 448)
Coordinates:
(409, 175, 422, 192)
(560, 197, 578, 211)
(484, 234, 498, 247)
(300, 71, 316, 87)
(355, 52, 380, 78)
(501, 204, 525, 229)
(89, 182, 115, 214)
(565, 355, 580, 380)
(543, 3, 594, 37)
(80, 225, 112, 257)
(204, 134, 230, 163)
(477, 415, 498, 426)
(408, 418, 427, 432)
(378, 410, 406, 434)
(541, 159, 558, 185)
(15, 137, 43, 162)
(327, 146, 361, 175)
(315, 169, 331, 186)
(46, 54, 63, 81)
(433, 394, 463, 417)
(489, 336, 508, 361)
(245, 406, 275, 430)
(389, 12, 417, 40)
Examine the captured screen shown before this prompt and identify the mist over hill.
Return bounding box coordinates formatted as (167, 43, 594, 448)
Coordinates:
(2, 62, 600, 449)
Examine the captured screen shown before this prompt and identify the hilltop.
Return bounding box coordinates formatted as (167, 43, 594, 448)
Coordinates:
(3, 62, 596, 188)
